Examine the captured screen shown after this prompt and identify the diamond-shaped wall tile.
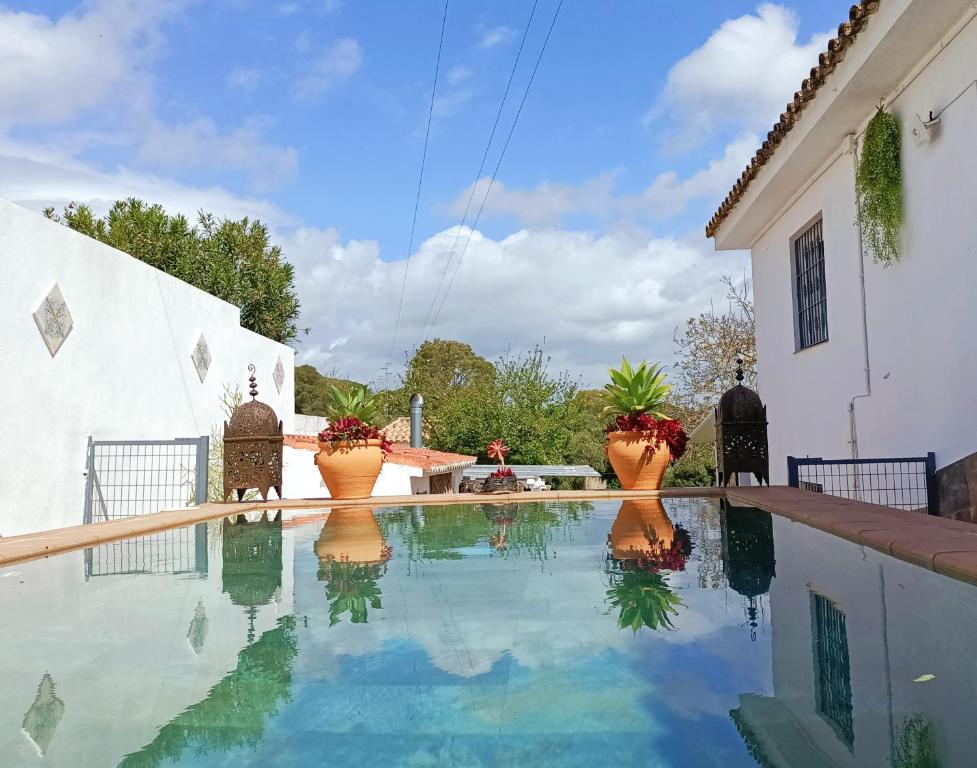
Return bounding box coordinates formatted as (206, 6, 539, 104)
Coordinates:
(191, 334, 211, 382)
(273, 356, 285, 394)
(33, 284, 73, 357)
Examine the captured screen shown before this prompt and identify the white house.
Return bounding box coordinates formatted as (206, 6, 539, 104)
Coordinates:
(708, 0, 977, 520)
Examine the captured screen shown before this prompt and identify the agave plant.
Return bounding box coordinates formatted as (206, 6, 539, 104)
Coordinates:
(606, 570, 682, 632)
(325, 384, 380, 425)
(602, 358, 671, 419)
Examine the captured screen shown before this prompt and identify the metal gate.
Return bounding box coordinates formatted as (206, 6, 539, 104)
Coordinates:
(787, 453, 938, 515)
(83, 436, 209, 524)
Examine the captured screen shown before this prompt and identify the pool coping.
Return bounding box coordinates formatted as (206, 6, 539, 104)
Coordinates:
(3, 486, 977, 586)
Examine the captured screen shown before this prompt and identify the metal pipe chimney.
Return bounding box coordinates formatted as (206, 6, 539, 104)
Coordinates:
(409, 393, 424, 448)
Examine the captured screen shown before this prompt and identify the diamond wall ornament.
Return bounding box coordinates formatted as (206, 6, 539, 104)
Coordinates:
(22, 673, 64, 757)
(273, 356, 285, 394)
(32, 284, 73, 357)
(191, 334, 211, 382)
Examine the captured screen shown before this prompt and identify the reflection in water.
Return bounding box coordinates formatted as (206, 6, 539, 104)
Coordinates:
(186, 600, 208, 656)
(315, 507, 391, 626)
(21, 672, 64, 757)
(222, 513, 284, 642)
(119, 617, 299, 768)
(377, 501, 593, 563)
(720, 502, 776, 641)
(893, 714, 940, 768)
(811, 592, 854, 747)
(604, 500, 692, 632)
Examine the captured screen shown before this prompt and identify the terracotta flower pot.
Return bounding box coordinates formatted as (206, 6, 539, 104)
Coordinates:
(314, 507, 388, 564)
(609, 499, 674, 561)
(605, 432, 670, 490)
(315, 440, 383, 500)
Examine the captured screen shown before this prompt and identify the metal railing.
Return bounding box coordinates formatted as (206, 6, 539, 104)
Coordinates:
(84, 524, 209, 578)
(83, 436, 209, 524)
(787, 453, 938, 515)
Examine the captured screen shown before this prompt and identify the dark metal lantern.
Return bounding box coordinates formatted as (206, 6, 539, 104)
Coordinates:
(716, 360, 769, 487)
(223, 366, 283, 502)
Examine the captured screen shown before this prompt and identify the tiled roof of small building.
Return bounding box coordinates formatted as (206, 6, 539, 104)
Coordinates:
(706, 1, 881, 238)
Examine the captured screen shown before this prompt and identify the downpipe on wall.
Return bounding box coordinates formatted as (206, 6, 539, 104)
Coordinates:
(848, 133, 873, 462)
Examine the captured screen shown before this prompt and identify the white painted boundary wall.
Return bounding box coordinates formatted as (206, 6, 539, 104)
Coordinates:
(0, 199, 295, 536)
(749, 13, 977, 482)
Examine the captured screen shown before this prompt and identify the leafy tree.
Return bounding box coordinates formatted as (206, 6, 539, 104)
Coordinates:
(44, 199, 302, 343)
(293, 364, 363, 416)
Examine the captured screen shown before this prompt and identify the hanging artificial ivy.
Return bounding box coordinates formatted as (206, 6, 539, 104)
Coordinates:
(856, 108, 903, 266)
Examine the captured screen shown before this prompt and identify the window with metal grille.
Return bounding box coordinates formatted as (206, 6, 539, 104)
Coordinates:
(793, 218, 828, 349)
(811, 592, 854, 748)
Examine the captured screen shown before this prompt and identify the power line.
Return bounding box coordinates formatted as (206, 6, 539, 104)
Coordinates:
(414, 0, 540, 349)
(385, 0, 449, 376)
(427, 0, 565, 336)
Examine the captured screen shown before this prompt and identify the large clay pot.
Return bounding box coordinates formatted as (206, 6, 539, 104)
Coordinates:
(314, 507, 388, 564)
(315, 440, 383, 499)
(609, 499, 674, 560)
(605, 432, 670, 490)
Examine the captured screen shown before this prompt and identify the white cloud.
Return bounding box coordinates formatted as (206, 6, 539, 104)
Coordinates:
(446, 66, 473, 86)
(480, 25, 516, 49)
(293, 37, 363, 100)
(136, 116, 299, 191)
(648, 3, 832, 150)
(0, 0, 182, 128)
(0, 136, 295, 227)
(280, 223, 748, 388)
(443, 134, 756, 227)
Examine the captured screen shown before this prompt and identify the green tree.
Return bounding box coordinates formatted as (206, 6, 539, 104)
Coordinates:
(45, 199, 302, 343)
(294, 364, 365, 416)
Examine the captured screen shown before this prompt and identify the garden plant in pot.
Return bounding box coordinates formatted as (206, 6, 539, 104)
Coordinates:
(481, 439, 520, 493)
(603, 359, 688, 490)
(315, 386, 392, 499)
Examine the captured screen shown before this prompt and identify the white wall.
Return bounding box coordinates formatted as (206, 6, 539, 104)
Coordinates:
(750, 17, 977, 482)
(0, 199, 295, 536)
(282, 446, 422, 498)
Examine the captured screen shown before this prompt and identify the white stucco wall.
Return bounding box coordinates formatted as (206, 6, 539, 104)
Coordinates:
(749, 16, 977, 482)
(282, 446, 422, 499)
(0, 199, 295, 536)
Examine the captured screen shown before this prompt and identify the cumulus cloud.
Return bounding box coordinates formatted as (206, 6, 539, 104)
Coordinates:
(443, 134, 756, 228)
(280, 223, 747, 387)
(293, 37, 363, 100)
(136, 116, 299, 191)
(0, 136, 295, 227)
(0, 0, 183, 128)
(648, 3, 832, 150)
(480, 25, 516, 49)
(226, 66, 263, 92)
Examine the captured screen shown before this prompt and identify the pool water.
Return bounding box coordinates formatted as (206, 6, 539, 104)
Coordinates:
(2, 498, 976, 767)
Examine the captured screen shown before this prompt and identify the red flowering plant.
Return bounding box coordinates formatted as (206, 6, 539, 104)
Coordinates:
(631, 526, 693, 573)
(602, 358, 688, 460)
(486, 439, 512, 478)
(318, 417, 393, 454)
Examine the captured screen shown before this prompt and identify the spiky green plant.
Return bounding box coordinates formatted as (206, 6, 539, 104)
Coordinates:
(602, 358, 671, 419)
(606, 571, 682, 632)
(892, 714, 940, 768)
(324, 384, 380, 425)
(856, 108, 903, 266)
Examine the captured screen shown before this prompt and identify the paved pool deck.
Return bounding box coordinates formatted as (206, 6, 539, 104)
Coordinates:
(3, 486, 977, 585)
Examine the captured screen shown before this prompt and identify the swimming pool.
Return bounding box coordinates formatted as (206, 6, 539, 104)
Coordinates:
(1, 498, 974, 766)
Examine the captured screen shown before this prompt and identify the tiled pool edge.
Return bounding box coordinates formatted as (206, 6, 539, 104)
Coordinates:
(4, 486, 977, 587)
(726, 487, 977, 586)
(0, 488, 719, 568)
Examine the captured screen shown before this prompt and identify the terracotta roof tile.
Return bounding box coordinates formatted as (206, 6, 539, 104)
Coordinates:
(706, 1, 880, 239)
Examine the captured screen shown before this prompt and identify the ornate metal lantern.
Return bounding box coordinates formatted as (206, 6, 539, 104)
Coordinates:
(223, 366, 283, 502)
(715, 359, 769, 486)
(720, 501, 775, 641)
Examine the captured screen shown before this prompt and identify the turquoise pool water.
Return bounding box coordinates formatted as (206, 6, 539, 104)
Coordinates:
(2, 498, 976, 767)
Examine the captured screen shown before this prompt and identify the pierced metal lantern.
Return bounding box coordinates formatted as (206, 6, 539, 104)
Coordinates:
(720, 500, 776, 641)
(715, 359, 769, 487)
(223, 366, 283, 502)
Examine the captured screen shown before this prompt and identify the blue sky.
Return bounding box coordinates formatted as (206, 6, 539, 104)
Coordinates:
(0, 1, 845, 386)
